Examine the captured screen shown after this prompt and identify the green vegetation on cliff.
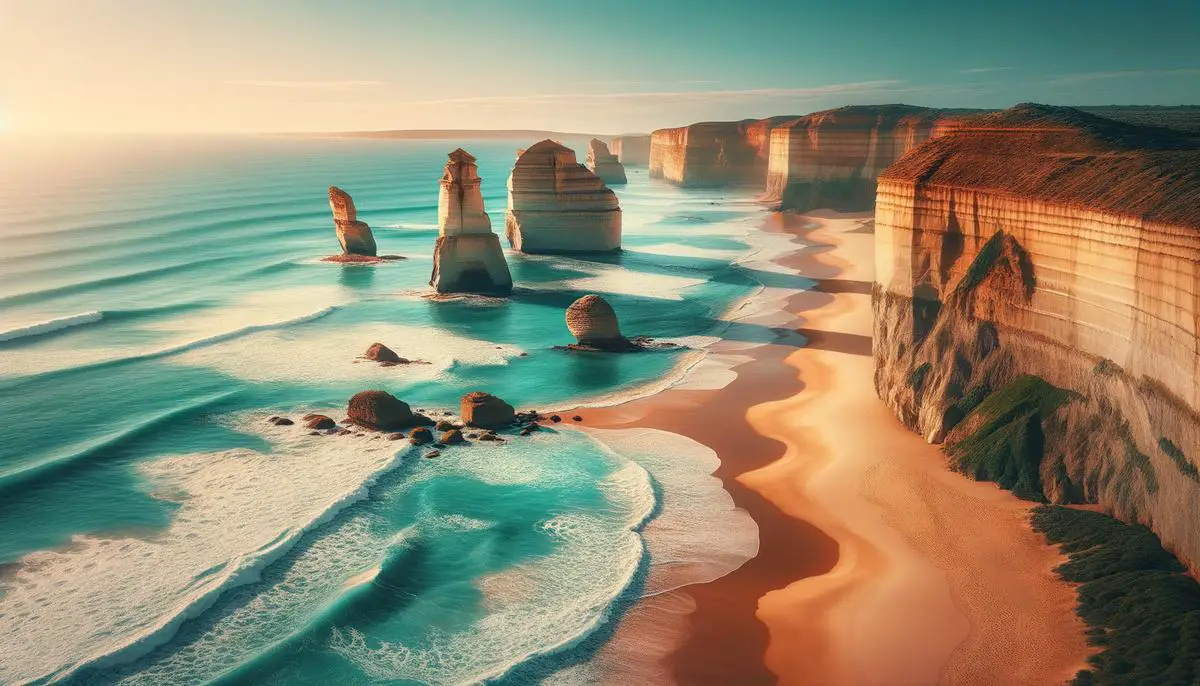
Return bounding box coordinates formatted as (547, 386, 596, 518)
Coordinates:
(1033, 505, 1200, 686)
(948, 374, 1070, 500)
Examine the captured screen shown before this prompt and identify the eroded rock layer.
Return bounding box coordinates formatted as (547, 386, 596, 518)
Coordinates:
(431, 149, 513, 294)
(585, 138, 627, 185)
(649, 116, 797, 187)
(504, 140, 621, 254)
(328, 186, 377, 256)
(610, 135, 651, 166)
(872, 103, 1200, 571)
(763, 105, 971, 212)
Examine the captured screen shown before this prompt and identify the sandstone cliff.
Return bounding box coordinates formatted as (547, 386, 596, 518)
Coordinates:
(649, 116, 797, 187)
(431, 148, 513, 294)
(871, 103, 1200, 571)
(328, 186, 377, 256)
(504, 140, 622, 254)
(610, 134, 651, 166)
(585, 138, 628, 185)
(763, 105, 974, 212)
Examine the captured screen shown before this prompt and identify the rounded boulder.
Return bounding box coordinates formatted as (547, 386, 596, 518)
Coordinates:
(347, 390, 413, 430)
(460, 391, 515, 429)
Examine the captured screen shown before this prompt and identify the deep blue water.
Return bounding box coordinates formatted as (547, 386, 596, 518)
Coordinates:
(0, 136, 767, 684)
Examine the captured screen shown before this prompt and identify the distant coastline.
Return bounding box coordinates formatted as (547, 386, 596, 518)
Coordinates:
(280, 129, 623, 141)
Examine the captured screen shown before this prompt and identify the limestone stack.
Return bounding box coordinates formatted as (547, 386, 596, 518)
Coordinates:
(564, 294, 638, 351)
(328, 186, 377, 256)
(648, 116, 796, 187)
(610, 135, 651, 166)
(504, 140, 621, 254)
(585, 138, 627, 185)
(762, 105, 974, 211)
(430, 148, 513, 295)
(871, 103, 1200, 572)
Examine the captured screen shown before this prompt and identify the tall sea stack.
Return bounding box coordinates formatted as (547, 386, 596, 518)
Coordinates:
(328, 186, 377, 257)
(585, 138, 627, 185)
(504, 140, 621, 254)
(611, 135, 651, 166)
(430, 148, 513, 295)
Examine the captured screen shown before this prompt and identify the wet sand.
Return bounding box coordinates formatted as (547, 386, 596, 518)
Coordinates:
(579, 211, 1089, 685)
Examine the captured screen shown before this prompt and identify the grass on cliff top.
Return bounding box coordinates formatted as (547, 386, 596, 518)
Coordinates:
(1033, 505, 1200, 686)
(948, 374, 1071, 500)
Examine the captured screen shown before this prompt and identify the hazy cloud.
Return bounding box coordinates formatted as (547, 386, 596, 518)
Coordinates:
(400, 80, 905, 107)
(222, 80, 385, 90)
(1044, 68, 1200, 84)
(957, 67, 1011, 74)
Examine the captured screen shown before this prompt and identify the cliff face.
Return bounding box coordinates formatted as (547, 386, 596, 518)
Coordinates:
(649, 116, 796, 187)
(610, 135, 651, 166)
(431, 148, 512, 295)
(504, 140, 621, 254)
(872, 103, 1200, 571)
(764, 105, 977, 212)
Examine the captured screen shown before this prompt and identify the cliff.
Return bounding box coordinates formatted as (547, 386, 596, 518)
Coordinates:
(430, 148, 513, 295)
(763, 105, 974, 212)
(871, 103, 1200, 571)
(328, 186, 377, 257)
(610, 134, 651, 166)
(504, 140, 622, 254)
(585, 138, 628, 185)
(649, 116, 797, 187)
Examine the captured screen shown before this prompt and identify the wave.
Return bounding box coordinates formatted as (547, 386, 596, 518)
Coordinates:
(0, 310, 103, 342)
(0, 419, 417, 685)
(0, 389, 239, 495)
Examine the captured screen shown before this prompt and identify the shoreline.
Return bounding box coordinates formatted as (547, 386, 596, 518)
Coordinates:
(578, 210, 1091, 684)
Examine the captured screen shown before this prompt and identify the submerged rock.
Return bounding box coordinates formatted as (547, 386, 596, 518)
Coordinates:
(504, 140, 621, 254)
(586, 138, 628, 185)
(442, 429, 465, 445)
(304, 415, 336, 430)
(409, 427, 433, 445)
(461, 391, 515, 429)
(430, 148, 513, 295)
(346, 390, 414, 430)
(328, 186, 378, 257)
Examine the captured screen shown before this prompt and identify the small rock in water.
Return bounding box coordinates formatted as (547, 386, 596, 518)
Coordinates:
(269, 417, 295, 426)
(435, 420, 457, 432)
(305, 415, 336, 430)
(466, 432, 479, 439)
(337, 429, 352, 436)
(442, 429, 465, 444)
(363, 342, 407, 364)
(519, 427, 534, 436)
(478, 433, 499, 442)
(572, 415, 583, 422)
(550, 415, 562, 423)
(347, 390, 414, 430)
(425, 450, 441, 458)
(387, 432, 405, 441)
(309, 431, 322, 436)
(461, 391, 516, 429)
(409, 427, 433, 445)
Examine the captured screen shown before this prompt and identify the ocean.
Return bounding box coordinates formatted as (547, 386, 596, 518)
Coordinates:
(0, 136, 767, 684)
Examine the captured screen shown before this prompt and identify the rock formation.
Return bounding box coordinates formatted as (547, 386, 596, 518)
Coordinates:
(430, 148, 513, 294)
(563, 294, 643, 352)
(610, 135, 651, 166)
(461, 391, 515, 429)
(871, 103, 1200, 572)
(347, 390, 415, 430)
(649, 116, 797, 187)
(328, 186, 377, 257)
(363, 342, 408, 365)
(762, 105, 979, 212)
(585, 138, 627, 185)
(504, 140, 622, 254)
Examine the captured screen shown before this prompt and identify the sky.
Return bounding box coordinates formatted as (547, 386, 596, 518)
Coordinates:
(2, 0, 1199, 134)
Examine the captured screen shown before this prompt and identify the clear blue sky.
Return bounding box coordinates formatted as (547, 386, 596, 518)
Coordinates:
(2, 0, 1198, 133)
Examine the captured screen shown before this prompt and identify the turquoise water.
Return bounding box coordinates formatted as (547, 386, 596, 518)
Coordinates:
(0, 136, 766, 684)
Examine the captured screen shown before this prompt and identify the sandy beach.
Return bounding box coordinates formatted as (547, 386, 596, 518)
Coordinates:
(583, 210, 1091, 685)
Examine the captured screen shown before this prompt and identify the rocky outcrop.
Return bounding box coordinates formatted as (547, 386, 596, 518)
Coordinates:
(430, 148, 513, 295)
(610, 135, 651, 166)
(649, 116, 796, 187)
(461, 391, 515, 429)
(763, 105, 978, 212)
(562, 294, 641, 352)
(328, 186, 377, 257)
(586, 138, 627, 184)
(346, 390, 414, 430)
(363, 342, 407, 364)
(504, 140, 621, 254)
(872, 103, 1200, 572)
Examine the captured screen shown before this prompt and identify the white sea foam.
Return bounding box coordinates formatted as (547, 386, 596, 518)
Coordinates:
(629, 242, 745, 261)
(170, 321, 523, 385)
(0, 310, 103, 342)
(0, 415, 410, 684)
